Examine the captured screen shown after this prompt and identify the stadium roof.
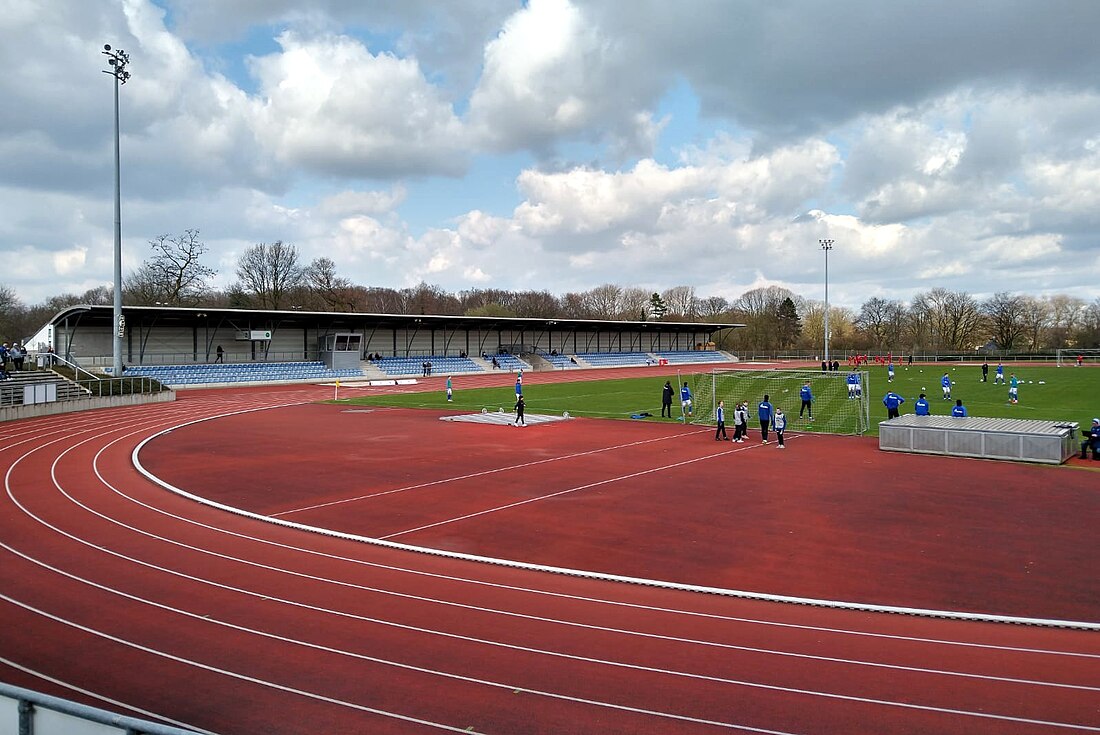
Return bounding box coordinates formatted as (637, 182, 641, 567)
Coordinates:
(44, 304, 743, 335)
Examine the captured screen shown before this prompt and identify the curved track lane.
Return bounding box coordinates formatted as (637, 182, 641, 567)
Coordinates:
(1, 385, 1098, 734)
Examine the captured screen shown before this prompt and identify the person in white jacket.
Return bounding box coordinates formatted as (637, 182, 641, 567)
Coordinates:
(773, 408, 787, 448)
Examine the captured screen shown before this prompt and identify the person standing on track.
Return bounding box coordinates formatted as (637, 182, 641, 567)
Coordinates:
(757, 394, 774, 443)
(732, 401, 746, 442)
(446, 375, 453, 402)
(515, 374, 523, 401)
(799, 381, 813, 420)
(661, 380, 674, 417)
(773, 408, 787, 448)
(714, 400, 728, 441)
(513, 394, 526, 426)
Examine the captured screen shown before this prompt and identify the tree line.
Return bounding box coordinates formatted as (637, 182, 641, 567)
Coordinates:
(1, 231, 1097, 353)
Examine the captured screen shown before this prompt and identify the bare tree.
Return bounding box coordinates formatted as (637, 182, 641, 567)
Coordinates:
(560, 292, 592, 319)
(303, 257, 356, 311)
(856, 297, 907, 349)
(235, 241, 304, 310)
(619, 287, 651, 321)
(731, 285, 796, 351)
(587, 284, 623, 319)
(696, 296, 729, 320)
(126, 230, 216, 306)
(512, 290, 561, 317)
(1047, 295, 1086, 348)
(981, 292, 1028, 350)
(662, 286, 697, 320)
(939, 290, 985, 350)
(1019, 296, 1052, 350)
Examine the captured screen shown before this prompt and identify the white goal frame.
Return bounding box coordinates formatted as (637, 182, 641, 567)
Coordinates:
(1055, 348, 1100, 367)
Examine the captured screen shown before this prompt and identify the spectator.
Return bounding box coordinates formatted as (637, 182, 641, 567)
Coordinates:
(10, 343, 25, 371)
(951, 399, 968, 417)
(1080, 418, 1100, 460)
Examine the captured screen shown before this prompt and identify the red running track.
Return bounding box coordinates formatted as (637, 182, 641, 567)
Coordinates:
(1, 380, 1098, 734)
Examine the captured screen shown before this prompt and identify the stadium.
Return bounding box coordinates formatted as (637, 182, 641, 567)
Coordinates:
(1, 306, 1098, 733)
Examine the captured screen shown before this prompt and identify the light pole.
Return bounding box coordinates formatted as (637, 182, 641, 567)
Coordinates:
(103, 44, 130, 377)
(819, 238, 834, 365)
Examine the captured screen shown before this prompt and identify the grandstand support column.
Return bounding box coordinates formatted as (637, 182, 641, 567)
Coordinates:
(103, 44, 131, 378)
(820, 238, 834, 365)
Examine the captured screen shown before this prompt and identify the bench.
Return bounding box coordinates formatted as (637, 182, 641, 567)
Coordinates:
(879, 415, 1078, 465)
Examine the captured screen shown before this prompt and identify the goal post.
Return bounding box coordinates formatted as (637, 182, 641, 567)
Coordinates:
(688, 368, 871, 435)
(1056, 349, 1100, 367)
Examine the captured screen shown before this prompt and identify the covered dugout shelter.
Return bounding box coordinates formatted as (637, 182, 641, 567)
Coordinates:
(31, 305, 740, 370)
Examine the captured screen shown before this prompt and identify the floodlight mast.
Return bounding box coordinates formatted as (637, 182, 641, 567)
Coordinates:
(819, 238, 834, 365)
(103, 44, 130, 377)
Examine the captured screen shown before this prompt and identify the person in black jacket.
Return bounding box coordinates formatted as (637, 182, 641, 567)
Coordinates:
(1081, 418, 1100, 460)
(661, 381, 674, 417)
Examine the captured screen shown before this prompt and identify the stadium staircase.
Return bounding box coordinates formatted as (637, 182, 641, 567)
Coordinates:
(0, 369, 90, 407)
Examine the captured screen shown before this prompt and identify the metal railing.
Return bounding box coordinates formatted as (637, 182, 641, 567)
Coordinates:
(0, 681, 205, 735)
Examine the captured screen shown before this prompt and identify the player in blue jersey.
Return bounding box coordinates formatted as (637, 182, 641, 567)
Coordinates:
(883, 391, 905, 419)
(714, 400, 728, 440)
(941, 372, 952, 400)
(995, 362, 1005, 384)
(680, 382, 693, 417)
(951, 399, 968, 417)
(887, 361, 895, 382)
(847, 370, 861, 399)
(757, 394, 774, 443)
(798, 381, 813, 420)
(914, 393, 930, 416)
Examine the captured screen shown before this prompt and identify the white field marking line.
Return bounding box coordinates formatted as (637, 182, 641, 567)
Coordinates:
(104, 433, 1100, 665)
(0, 655, 217, 734)
(131, 409, 1100, 631)
(46, 432, 1096, 693)
(273, 427, 713, 516)
(5, 547, 1098, 735)
(0, 555, 798, 735)
(379, 437, 786, 539)
(0, 595, 477, 735)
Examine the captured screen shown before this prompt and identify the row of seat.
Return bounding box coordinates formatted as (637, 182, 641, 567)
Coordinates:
(116, 362, 363, 386)
(374, 356, 483, 375)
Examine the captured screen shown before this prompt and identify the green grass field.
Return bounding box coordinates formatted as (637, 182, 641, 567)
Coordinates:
(341, 364, 1100, 436)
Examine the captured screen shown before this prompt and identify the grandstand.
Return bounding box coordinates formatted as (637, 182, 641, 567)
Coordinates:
(488, 353, 532, 371)
(574, 351, 654, 367)
(114, 361, 363, 386)
(537, 350, 579, 369)
(374, 355, 483, 376)
(653, 350, 728, 364)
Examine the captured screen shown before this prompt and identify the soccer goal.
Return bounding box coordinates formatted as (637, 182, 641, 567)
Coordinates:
(1055, 349, 1100, 367)
(684, 368, 871, 435)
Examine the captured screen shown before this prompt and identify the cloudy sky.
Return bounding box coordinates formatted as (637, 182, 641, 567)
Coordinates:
(2, 0, 1099, 310)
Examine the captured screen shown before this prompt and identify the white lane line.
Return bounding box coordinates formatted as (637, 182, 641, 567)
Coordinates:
(272, 428, 712, 517)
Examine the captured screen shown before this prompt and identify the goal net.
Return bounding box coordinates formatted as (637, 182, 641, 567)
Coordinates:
(684, 369, 871, 435)
(1055, 349, 1100, 367)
